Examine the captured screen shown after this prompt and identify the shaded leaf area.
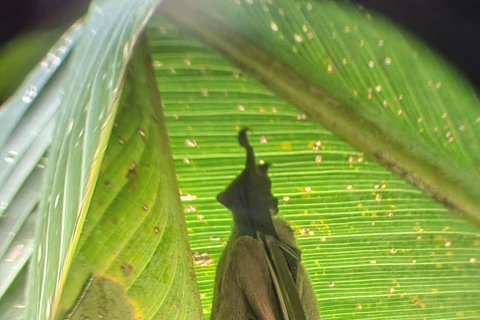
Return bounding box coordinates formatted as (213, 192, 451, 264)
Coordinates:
(160, 0, 480, 224)
(148, 17, 480, 319)
(65, 275, 134, 320)
(0, 266, 28, 320)
(26, 1, 161, 319)
(57, 37, 202, 320)
(0, 165, 44, 304)
(0, 206, 38, 299)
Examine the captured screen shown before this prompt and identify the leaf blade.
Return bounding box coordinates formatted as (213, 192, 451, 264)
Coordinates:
(147, 15, 480, 319)
(159, 0, 480, 224)
(58, 35, 202, 319)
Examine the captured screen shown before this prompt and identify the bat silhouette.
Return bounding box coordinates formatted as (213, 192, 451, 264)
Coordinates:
(211, 129, 320, 320)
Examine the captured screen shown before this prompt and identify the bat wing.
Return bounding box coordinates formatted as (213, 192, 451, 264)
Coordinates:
(263, 234, 307, 320)
(212, 234, 312, 320)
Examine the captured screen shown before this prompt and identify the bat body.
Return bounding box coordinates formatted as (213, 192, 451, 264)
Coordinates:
(211, 129, 320, 320)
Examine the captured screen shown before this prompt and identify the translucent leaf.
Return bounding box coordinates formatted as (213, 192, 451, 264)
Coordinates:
(160, 0, 480, 225)
(148, 14, 480, 319)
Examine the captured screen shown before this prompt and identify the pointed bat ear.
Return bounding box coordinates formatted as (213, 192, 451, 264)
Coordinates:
(217, 192, 230, 208)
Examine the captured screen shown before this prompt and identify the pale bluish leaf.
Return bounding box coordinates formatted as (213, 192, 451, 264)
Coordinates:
(0, 23, 83, 152)
(0, 22, 83, 312)
(0, 167, 43, 260)
(26, 0, 163, 319)
(0, 266, 28, 320)
(0, 24, 83, 217)
(0, 209, 38, 299)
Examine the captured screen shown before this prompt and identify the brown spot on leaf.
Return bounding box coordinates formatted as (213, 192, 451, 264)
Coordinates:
(121, 262, 134, 278)
(126, 162, 137, 180)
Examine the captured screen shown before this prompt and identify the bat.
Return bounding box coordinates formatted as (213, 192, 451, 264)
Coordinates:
(211, 129, 320, 320)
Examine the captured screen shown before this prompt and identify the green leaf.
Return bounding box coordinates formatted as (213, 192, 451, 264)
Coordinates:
(26, 0, 162, 318)
(3, 0, 480, 319)
(147, 13, 480, 319)
(57, 35, 202, 319)
(160, 0, 480, 225)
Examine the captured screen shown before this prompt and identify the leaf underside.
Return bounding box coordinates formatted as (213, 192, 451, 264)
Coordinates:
(1, 0, 479, 319)
(160, 0, 480, 225)
(148, 13, 480, 319)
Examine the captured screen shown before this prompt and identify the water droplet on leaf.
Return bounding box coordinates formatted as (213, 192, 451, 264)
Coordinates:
(4, 151, 17, 163)
(22, 85, 37, 103)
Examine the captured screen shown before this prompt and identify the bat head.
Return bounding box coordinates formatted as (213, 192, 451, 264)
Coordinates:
(217, 129, 279, 238)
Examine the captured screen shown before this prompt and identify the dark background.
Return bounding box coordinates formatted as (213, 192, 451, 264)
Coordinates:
(353, 0, 480, 90)
(1, 0, 479, 90)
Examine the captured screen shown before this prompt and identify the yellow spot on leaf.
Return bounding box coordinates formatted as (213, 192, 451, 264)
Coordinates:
(131, 299, 144, 319)
(315, 220, 332, 236)
(302, 193, 311, 199)
(281, 142, 293, 150)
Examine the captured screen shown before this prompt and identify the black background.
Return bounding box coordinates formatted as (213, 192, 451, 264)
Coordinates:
(1, 0, 479, 90)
